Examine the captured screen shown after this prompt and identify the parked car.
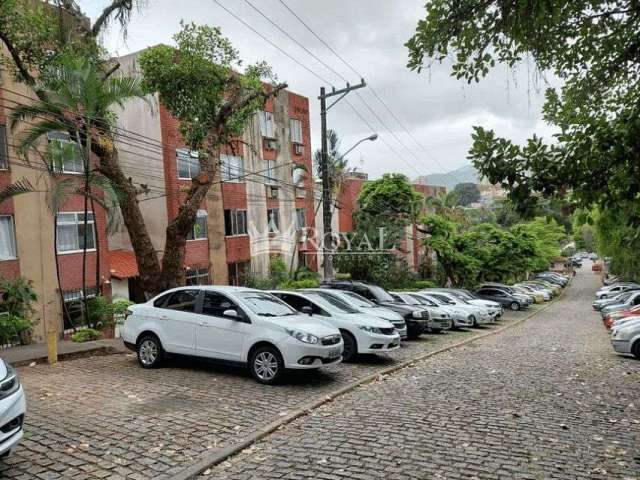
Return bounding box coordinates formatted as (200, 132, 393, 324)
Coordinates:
(515, 283, 551, 301)
(320, 280, 429, 339)
(0, 358, 25, 458)
(511, 285, 545, 303)
(475, 286, 529, 311)
(603, 305, 640, 330)
(425, 288, 503, 319)
(418, 291, 493, 327)
(525, 280, 561, 296)
(535, 272, 568, 286)
(600, 291, 640, 317)
(611, 319, 640, 359)
(123, 286, 344, 384)
(313, 289, 408, 339)
(595, 283, 640, 299)
(611, 316, 640, 331)
(477, 283, 534, 306)
(389, 292, 452, 332)
(271, 289, 400, 361)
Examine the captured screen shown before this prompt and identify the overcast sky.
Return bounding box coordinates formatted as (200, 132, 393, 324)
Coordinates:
(83, 0, 558, 181)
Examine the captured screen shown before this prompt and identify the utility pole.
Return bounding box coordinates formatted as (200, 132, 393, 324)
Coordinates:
(319, 80, 366, 280)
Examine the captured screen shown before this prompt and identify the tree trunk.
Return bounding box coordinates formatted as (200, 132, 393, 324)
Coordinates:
(90, 195, 101, 296)
(97, 146, 164, 297)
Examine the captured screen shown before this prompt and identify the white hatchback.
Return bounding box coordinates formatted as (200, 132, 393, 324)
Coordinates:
(270, 289, 401, 361)
(123, 286, 344, 385)
(0, 358, 26, 458)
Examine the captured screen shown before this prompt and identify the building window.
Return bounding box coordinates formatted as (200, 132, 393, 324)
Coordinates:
(265, 160, 277, 184)
(228, 261, 250, 287)
(259, 111, 275, 138)
(177, 149, 200, 180)
(0, 125, 8, 170)
(221, 154, 244, 182)
(56, 212, 96, 253)
(289, 119, 303, 144)
(267, 208, 280, 233)
(185, 267, 210, 286)
(292, 166, 305, 186)
(47, 132, 84, 174)
(295, 208, 306, 230)
(0, 216, 17, 260)
(224, 209, 247, 236)
(187, 210, 208, 240)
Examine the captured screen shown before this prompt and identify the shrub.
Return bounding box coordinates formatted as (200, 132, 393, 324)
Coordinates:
(411, 280, 437, 289)
(0, 314, 32, 346)
(71, 328, 102, 343)
(279, 278, 320, 289)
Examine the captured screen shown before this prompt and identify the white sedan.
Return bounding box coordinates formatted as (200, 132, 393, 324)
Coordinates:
(123, 286, 343, 385)
(0, 358, 26, 458)
(270, 289, 401, 361)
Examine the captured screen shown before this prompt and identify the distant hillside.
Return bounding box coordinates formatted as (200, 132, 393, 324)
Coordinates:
(415, 164, 480, 191)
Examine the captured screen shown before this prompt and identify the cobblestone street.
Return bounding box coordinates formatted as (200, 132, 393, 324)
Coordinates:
(0, 297, 532, 479)
(202, 270, 640, 480)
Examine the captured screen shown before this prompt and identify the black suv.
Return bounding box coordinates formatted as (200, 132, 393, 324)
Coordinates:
(320, 280, 429, 339)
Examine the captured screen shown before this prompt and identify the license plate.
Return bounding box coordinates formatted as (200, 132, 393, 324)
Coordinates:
(328, 348, 341, 359)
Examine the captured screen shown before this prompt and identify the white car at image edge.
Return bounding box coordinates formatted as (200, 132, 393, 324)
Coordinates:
(0, 358, 26, 457)
(611, 317, 640, 358)
(123, 286, 344, 385)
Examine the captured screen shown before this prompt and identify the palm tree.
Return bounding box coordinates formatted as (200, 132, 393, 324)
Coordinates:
(425, 191, 466, 221)
(313, 129, 356, 197)
(8, 55, 143, 327)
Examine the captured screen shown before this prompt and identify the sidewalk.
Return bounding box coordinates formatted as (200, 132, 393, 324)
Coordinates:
(1, 338, 129, 366)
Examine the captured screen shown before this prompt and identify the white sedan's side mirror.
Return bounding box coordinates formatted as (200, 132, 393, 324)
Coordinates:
(223, 309, 239, 318)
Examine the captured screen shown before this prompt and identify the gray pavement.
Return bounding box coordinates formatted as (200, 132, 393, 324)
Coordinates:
(201, 270, 640, 480)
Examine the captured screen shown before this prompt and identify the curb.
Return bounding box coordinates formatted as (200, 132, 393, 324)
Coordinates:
(12, 346, 123, 367)
(177, 281, 570, 479)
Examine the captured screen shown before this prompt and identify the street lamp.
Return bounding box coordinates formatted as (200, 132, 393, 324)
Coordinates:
(340, 133, 378, 161)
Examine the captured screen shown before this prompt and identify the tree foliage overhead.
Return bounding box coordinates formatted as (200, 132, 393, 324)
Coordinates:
(406, 0, 640, 223)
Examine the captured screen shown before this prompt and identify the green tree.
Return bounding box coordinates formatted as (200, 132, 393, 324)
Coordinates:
(453, 182, 480, 206)
(406, 0, 640, 234)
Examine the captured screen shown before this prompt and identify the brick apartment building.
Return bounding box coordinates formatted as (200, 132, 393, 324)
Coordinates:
(0, 65, 112, 342)
(108, 50, 318, 300)
(336, 172, 446, 273)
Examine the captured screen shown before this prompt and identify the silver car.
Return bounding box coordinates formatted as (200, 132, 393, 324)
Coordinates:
(318, 289, 408, 339)
(390, 292, 452, 332)
(421, 290, 494, 326)
(611, 317, 640, 358)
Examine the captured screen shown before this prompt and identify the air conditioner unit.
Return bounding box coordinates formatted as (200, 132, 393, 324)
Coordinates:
(266, 139, 278, 150)
(268, 185, 279, 199)
(294, 143, 304, 155)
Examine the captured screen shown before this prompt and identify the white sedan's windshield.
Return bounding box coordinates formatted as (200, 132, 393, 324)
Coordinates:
(305, 292, 359, 314)
(338, 291, 376, 308)
(237, 292, 297, 317)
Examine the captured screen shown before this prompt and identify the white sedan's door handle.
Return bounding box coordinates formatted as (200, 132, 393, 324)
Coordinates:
(198, 321, 206, 326)
(159, 314, 169, 320)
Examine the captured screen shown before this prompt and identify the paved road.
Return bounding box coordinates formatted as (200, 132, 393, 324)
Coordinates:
(0, 297, 532, 479)
(202, 271, 640, 480)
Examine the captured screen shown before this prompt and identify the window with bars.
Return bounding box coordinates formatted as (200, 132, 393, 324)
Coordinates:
(47, 132, 84, 174)
(259, 111, 275, 138)
(0, 125, 8, 170)
(265, 160, 277, 184)
(228, 261, 250, 286)
(185, 267, 210, 286)
(187, 210, 208, 240)
(56, 212, 96, 253)
(295, 208, 306, 230)
(0, 216, 17, 260)
(267, 208, 280, 233)
(177, 149, 200, 180)
(289, 119, 303, 144)
(221, 154, 244, 182)
(224, 209, 248, 236)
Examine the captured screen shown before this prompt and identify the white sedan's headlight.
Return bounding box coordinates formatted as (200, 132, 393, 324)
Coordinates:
(358, 325, 383, 334)
(611, 329, 624, 339)
(286, 329, 319, 344)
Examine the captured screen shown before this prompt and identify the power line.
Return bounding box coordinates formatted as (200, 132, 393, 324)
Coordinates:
(276, 0, 464, 187)
(212, 0, 425, 177)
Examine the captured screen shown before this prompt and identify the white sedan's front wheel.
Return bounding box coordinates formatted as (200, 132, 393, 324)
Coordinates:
(250, 346, 284, 385)
(137, 334, 163, 368)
